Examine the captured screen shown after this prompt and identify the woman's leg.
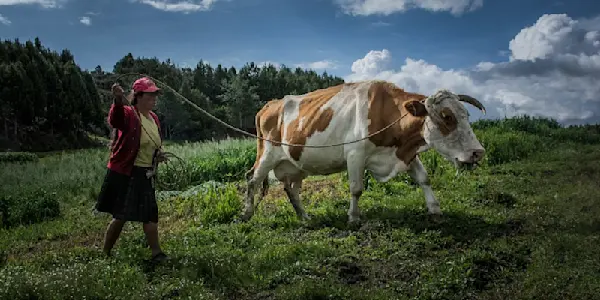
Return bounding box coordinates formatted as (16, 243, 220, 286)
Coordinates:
(96, 168, 130, 256)
(142, 221, 163, 257)
(124, 166, 166, 260)
(103, 218, 126, 256)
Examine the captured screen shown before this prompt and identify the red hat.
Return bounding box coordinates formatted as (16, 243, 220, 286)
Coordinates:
(132, 77, 160, 93)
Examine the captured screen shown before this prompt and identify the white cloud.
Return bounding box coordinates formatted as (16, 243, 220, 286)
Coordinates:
(344, 13, 600, 125)
(0, 13, 10, 25)
(257, 61, 281, 69)
(79, 16, 91, 26)
(295, 60, 338, 70)
(136, 0, 220, 13)
(0, 0, 66, 8)
(350, 49, 391, 75)
(334, 0, 483, 16)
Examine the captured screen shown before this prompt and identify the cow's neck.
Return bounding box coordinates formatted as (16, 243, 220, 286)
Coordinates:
(366, 82, 428, 165)
(392, 115, 428, 165)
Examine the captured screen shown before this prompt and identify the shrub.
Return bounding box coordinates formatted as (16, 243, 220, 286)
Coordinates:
(472, 116, 600, 145)
(0, 152, 38, 163)
(167, 181, 243, 226)
(476, 128, 551, 165)
(157, 139, 256, 190)
(0, 189, 61, 229)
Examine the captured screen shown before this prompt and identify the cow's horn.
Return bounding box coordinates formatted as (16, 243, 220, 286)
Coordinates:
(458, 94, 486, 115)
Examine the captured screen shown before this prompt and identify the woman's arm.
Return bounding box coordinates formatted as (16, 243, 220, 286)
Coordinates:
(107, 84, 129, 130)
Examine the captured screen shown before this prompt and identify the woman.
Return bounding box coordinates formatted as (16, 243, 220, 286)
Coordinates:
(95, 76, 169, 262)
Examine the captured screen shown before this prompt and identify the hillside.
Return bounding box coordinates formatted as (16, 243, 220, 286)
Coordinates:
(1, 117, 600, 299)
(0, 38, 344, 152)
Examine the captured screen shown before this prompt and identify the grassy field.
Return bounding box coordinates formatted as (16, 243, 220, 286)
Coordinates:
(1, 116, 600, 299)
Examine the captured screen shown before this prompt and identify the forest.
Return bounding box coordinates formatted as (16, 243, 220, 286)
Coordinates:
(0, 37, 345, 152)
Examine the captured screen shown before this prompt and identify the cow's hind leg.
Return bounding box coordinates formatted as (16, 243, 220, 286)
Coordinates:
(408, 156, 441, 215)
(283, 178, 310, 221)
(241, 153, 278, 222)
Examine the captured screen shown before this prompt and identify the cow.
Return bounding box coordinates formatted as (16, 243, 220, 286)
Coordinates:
(240, 80, 486, 223)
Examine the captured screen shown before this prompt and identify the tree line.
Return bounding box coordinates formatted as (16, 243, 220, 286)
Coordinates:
(0, 38, 345, 152)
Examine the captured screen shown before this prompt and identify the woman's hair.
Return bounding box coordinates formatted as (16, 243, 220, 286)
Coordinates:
(108, 90, 144, 149)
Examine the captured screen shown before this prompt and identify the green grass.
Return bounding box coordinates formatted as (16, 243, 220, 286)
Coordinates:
(1, 117, 600, 299)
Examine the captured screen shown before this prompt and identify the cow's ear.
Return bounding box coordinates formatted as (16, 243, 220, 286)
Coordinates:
(404, 100, 428, 117)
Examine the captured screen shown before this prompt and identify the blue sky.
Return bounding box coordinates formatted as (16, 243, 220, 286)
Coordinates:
(2, 0, 600, 124)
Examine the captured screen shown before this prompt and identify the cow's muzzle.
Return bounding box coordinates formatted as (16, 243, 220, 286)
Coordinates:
(455, 148, 485, 170)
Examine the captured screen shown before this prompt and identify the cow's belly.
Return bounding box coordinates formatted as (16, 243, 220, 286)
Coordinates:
(365, 147, 410, 182)
(281, 145, 348, 175)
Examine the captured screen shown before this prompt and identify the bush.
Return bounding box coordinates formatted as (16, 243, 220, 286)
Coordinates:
(476, 128, 551, 165)
(0, 152, 38, 163)
(167, 181, 243, 226)
(157, 140, 256, 190)
(472, 115, 562, 133)
(472, 116, 600, 145)
(0, 189, 61, 229)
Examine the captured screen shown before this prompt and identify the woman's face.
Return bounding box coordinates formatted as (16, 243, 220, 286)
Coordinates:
(137, 92, 159, 110)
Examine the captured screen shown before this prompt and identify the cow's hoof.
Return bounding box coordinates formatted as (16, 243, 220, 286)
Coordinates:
(347, 220, 362, 231)
(347, 216, 361, 228)
(236, 211, 253, 223)
(300, 214, 312, 222)
(427, 213, 443, 224)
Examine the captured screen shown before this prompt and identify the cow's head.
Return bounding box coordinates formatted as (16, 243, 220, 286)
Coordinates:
(405, 89, 486, 169)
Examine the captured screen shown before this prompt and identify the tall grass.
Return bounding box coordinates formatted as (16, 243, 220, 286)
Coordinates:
(157, 138, 256, 190)
(1, 117, 599, 230)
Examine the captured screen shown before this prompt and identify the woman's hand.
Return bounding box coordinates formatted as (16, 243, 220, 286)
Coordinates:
(111, 83, 125, 101)
(156, 150, 169, 163)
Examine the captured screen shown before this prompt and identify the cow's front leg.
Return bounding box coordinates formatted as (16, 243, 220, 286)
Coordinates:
(408, 157, 441, 215)
(346, 152, 366, 223)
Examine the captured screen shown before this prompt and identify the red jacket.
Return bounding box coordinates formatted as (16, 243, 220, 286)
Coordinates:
(107, 102, 162, 176)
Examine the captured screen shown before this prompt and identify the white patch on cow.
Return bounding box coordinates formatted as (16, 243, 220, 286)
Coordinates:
(278, 82, 373, 175)
(364, 147, 410, 182)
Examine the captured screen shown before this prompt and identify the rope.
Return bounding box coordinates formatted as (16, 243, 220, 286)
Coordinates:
(112, 72, 410, 148)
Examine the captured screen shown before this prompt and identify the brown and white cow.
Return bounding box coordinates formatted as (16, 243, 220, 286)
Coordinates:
(241, 80, 486, 223)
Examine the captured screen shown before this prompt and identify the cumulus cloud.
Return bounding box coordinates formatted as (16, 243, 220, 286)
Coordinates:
(136, 0, 220, 13)
(345, 13, 600, 125)
(0, 13, 10, 25)
(334, 0, 483, 16)
(295, 60, 338, 70)
(0, 0, 66, 8)
(79, 16, 91, 26)
(350, 49, 391, 75)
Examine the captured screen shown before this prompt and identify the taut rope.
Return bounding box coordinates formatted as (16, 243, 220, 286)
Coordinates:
(112, 73, 409, 148)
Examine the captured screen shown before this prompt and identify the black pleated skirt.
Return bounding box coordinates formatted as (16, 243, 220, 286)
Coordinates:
(95, 166, 159, 223)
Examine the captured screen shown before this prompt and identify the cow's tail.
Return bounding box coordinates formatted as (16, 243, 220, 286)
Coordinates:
(245, 111, 271, 203)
